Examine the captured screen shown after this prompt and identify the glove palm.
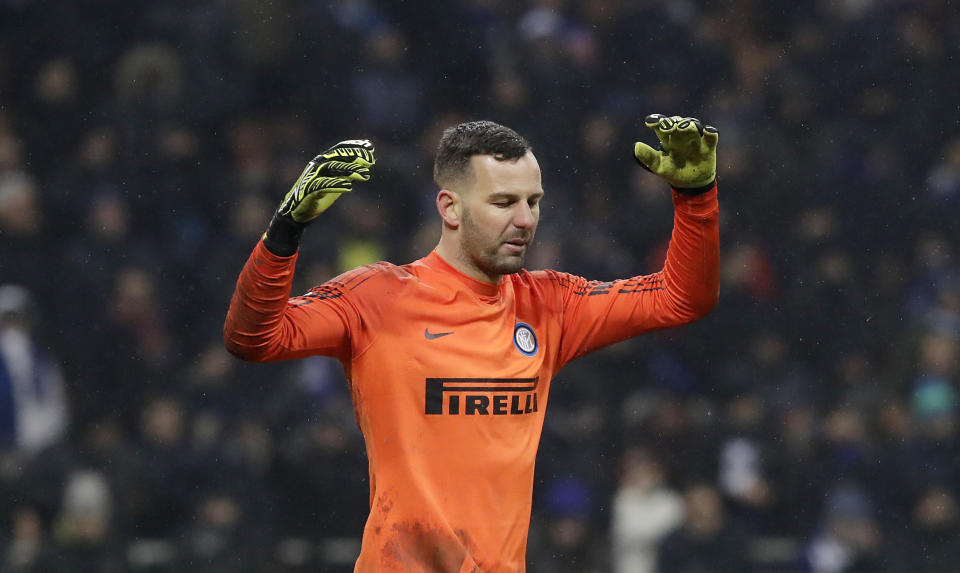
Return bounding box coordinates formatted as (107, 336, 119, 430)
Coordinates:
(634, 115, 718, 190)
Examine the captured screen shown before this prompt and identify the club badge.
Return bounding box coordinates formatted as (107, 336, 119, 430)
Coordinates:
(514, 322, 538, 356)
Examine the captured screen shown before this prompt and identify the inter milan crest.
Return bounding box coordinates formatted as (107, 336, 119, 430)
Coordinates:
(513, 322, 538, 356)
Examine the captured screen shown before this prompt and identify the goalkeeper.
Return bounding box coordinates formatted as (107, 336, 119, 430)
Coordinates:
(224, 115, 720, 572)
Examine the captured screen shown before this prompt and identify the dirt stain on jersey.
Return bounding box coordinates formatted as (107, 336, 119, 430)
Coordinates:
(382, 521, 481, 572)
(374, 496, 394, 536)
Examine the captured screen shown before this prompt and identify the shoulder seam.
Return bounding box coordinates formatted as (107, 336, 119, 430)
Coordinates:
(294, 262, 399, 304)
(349, 262, 413, 361)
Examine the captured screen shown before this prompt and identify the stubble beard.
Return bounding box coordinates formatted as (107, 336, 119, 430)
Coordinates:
(460, 208, 528, 279)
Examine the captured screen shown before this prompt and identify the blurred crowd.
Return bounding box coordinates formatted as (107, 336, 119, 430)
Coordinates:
(1, 0, 959, 571)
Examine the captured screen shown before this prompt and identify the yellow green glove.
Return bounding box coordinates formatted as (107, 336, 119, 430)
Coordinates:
(634, 114, 718, 192)
(263, 139, 376, 256)
(278, 139, 376, 223)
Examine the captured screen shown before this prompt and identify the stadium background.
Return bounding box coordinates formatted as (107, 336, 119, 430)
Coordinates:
(1, 1, 959, 571)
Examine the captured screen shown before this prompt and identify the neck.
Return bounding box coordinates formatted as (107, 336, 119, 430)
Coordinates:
(435, 235, 501, 285)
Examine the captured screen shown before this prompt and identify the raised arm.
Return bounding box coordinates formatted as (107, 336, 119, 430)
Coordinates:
(223, 140, 376, 362)
(552, 115, 720, 366)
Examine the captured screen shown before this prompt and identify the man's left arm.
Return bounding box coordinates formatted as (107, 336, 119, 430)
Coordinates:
(548, 114, 720, 366)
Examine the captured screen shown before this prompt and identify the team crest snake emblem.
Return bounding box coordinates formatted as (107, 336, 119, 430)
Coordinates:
(513, 322, 538, 356)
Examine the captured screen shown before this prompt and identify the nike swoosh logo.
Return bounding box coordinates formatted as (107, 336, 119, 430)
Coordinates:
(424, 328, 454, 340)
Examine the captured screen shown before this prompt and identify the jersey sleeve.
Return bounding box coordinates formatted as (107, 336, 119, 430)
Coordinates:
(545, 186, 720, 368)
(223, 241, 386, 363)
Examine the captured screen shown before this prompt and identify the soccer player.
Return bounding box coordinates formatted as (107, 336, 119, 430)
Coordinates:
(224, 115, 720, 572)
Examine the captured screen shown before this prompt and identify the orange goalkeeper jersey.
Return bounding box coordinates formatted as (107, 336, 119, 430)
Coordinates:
(224, 187, 719, 572)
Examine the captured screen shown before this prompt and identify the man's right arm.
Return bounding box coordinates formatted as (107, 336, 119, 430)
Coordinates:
(223, 242, 353, 362)
(223, 140, 376, 362)
(224, 241, 400, 363)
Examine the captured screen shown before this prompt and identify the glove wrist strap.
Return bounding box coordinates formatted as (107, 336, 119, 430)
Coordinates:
(262, 213, 305, 257)
(672, 177, 716, 196)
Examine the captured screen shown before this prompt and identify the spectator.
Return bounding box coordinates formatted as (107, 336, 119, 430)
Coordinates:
(128, 395, 196, 539)
(804, 484, 886, 573)
(177, 489, 264, 573)
(658, 483, 751, 573)
(610, 447, 683, 573)
(2, 506, 61, 572)
(767, 403, 828, 537)
(0, 174, 58, 303)
(51, 469, 125, 573)
(0, 285, 68, 457)
(528, 476, 606, 573)
(717, 393, 777, 534)
(892, 485, 960, 573)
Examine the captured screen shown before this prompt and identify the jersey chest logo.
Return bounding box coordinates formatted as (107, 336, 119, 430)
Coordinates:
(514, 322, 538, 356)
(425, 377, 539, 415)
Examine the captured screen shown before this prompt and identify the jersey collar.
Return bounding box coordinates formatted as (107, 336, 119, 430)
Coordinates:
(424, 250, 502, 299)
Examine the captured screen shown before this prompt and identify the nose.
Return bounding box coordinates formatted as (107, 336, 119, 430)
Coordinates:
(513, 202, 537, 230)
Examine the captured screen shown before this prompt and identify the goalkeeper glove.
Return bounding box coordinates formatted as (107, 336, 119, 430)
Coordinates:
(263, 139, 376, 256)
(633, 114, 718, 193)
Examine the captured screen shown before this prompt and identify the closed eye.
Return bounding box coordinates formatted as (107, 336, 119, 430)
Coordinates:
(490, 191, 543, 208)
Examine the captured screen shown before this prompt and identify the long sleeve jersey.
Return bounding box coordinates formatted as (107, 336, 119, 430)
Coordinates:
(224, 186, 720, 573)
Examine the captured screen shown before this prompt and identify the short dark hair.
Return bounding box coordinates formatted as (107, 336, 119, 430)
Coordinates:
(433, 120, 530, 188)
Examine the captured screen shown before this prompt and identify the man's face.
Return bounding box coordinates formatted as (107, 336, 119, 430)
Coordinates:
(458, 151, 543, 281)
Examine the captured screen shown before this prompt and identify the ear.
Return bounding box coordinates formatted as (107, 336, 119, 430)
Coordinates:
(436, 189, 461, 229)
